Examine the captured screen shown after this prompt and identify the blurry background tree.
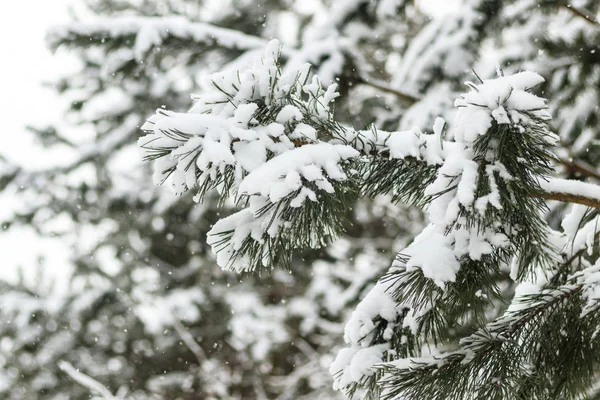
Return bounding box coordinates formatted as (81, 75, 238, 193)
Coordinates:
(1, 0, 600, 399)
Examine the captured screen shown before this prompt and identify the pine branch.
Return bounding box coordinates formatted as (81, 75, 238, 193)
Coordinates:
(379, 282, 590, 399)
(47, 16, 268, 58)
(359, 151, 600, 210)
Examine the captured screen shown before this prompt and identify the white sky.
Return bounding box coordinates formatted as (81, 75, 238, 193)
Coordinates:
(0, 1, 70, 133)
(0, 0, 77, 169)
(0, 0, 73, 291)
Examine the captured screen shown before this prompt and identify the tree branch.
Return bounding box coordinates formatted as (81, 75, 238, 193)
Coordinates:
(557, 157, 600, 181)
(356, 74, 421, 104)
(363, 148, 600, 210)
(348, 73, 600, 210)
(58, 361, 122, 400)
(562, 3, 599, 26)
(172, 319, 206, 365)
(537, 178, 600, 209)
(47, 16, 268, 57)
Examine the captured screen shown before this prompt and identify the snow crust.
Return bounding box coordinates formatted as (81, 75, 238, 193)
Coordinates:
(239, 143, 358, 203)
(542, 178, 600, 209)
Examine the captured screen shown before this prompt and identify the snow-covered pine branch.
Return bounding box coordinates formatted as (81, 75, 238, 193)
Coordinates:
(46, 16, 268, 61)
(11, 2, 600, 399)
(138, 40, 600, 273)
(330, 68, 565, 397)
(137, 40, 600, 397)
(139, 40, 359, 272)
(376, 252, 600, 399)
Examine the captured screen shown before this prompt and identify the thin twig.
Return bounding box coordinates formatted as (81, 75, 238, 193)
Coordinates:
(565, 229, 600, 266)
(539, 190, 600, 209)
(557, 157, 600, 181)
(537, 178, 600, 209)
(562, 3, 599, 26)
(356, 74, 421, 104)
(294, 337, 318, 359)
(58, 361, 122, 400)
(173, 319, 206, 365)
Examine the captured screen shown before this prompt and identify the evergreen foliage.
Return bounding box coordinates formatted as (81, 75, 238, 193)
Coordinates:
(3, 1, 600, 399)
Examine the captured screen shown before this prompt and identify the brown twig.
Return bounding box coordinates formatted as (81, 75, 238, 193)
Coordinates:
(536, 189, 600, 209)
(557, 157, 600, 181)
(562, 3, 599, 26)
(356, 74, 421, 104)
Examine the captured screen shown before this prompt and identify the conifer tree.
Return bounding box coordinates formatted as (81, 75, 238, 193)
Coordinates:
(3, 1, 600, 399)
(0, 1, 419, 398)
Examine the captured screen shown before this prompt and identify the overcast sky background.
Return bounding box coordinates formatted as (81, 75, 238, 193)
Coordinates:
(1, 1, 72, 165)
(0, 0, 73, 290)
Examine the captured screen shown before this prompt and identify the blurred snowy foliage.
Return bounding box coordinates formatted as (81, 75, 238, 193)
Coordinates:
(2, 0, 600, 399)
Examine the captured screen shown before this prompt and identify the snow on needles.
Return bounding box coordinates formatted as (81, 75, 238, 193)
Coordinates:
(136, 39, 558, 392)
(138, 40, 357, 272)
(454, 71, 551, 144)
(47, 17, 268, 61)
(331, 71, 552, 390)
(238, 143, 358, 204)
(207, 144, 358, 272)
(138, 39, 342, 199)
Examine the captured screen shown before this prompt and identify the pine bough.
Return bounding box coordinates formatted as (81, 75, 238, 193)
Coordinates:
(138, 40, 600, 399)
